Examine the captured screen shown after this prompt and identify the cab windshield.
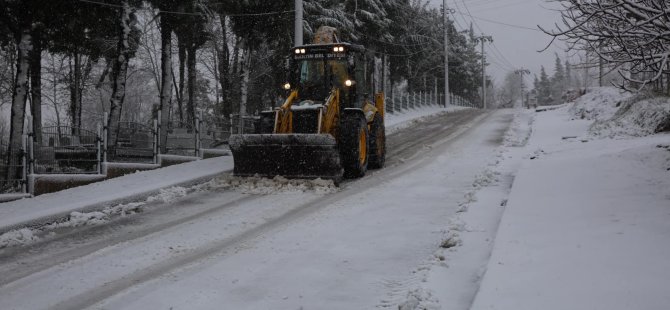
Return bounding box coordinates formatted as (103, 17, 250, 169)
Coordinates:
(297, 59, 348, 101)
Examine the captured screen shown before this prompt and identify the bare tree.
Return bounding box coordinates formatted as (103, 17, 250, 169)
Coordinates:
(0, 43, 16, 110)
(542, 0, 670, 91)
(107, 1, 136, 149)
(42, 53, 70, 130)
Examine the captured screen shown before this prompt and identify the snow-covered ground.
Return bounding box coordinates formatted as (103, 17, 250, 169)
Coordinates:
(0, 104, 458, 241)
(471, 110, 670, 310)
(407, 88, 670, 310)
(1, 90, 668, 309)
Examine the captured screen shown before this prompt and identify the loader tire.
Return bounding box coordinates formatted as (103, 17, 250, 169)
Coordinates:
(340, 113, 369, 178)
(368, 113, 386, 169)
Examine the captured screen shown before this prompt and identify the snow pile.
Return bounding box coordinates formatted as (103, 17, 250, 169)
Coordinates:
(567, 87, 670, 138)
(397, 288, 440, 310)
(0, 188, 190, 248)
(200, 175, 338, 194)
(146, 187, 189, 203)
(503, 110, 534, 147)
(568, 87, 635, 121)
(45, 201, 147, 231)
(472, 168, 500, 189)
(104, 201, 145, 216)
(590, 96, 670, 137)
(0, 228, 39, 249)
(57, 211, 108, 227)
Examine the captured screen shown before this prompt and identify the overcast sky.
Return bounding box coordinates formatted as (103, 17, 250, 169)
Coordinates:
(427, 0, 567, 86)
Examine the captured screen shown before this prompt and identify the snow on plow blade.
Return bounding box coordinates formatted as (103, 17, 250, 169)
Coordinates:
(229, 134, 344, 182)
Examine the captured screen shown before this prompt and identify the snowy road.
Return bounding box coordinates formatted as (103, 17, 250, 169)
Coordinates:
(0, 109, 514, 309)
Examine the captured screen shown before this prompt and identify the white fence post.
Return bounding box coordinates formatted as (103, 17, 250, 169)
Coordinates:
(21, 135, 27, 194)
(96, 125, 102, 174)
(156, 110, 162, 155)
(196, 111, 203, 158)
(153, 118, 159, 164)
(103, 112, 108, 165)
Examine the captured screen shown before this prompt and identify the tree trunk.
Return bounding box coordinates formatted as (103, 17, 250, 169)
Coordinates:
(177, 43, 186, 123)
(238, 45, 250, 134)
(29, 32, 42, 144)
(216, 14, 231, 119)
(7, 30, 32, 180)
(107, 1, 132, 152)
(187, 44, 197, 128)
(230, 40, 240, 115)
(69, 51, 82, 135)
(159, 14, 173, 153)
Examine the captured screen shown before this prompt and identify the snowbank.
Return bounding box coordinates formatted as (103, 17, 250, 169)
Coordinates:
(394, 109, 534, 310)
(569, 87, 670, 137)
(568, 87, 634, 121)
(198, 175, 337, 195)
(591, 96, 670, 137)
(0, 156, 232, 235)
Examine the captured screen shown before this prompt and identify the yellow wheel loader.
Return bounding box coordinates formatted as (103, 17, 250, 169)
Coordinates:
(229, 27, 386, 183)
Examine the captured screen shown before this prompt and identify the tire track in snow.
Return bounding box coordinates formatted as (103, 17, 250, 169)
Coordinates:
(0, 192, 256, 286)
(1, 109, 490, 309)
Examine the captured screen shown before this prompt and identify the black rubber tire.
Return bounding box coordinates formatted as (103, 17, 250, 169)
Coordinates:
(368, 113, 386, 169)
(340, 113, 369, 178)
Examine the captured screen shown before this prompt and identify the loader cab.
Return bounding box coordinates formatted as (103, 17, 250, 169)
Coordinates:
(289, 43, 372, 109)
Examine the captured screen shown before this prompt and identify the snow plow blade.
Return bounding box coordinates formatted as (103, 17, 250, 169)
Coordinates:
(229, 134, 344, 182)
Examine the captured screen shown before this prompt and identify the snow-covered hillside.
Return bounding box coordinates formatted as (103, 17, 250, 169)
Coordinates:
(569, 87, 670, 137)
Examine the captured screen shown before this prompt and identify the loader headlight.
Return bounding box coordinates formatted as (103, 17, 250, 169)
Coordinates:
(283, 82, 291, 90)
(333, 46, 345, 52)
(345, 79, 354, 87)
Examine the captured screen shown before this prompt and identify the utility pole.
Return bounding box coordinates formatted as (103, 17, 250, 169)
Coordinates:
(443, 1, 454, 107)
(515, 69, 530, 108)
(294, 0, 303, 47)
(474, 34, 493, 108)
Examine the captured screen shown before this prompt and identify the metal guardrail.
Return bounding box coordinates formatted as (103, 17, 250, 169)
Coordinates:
(34, 126, 101, 174)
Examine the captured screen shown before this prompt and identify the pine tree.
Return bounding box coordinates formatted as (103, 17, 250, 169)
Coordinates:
(538, 66, 552, 105)
(551, 53, 565, 104)
(565, 59, 572, 89)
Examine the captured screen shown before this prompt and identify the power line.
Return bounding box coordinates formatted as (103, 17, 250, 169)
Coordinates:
(467, 0, 534, 13)
(454, 0, 520, 74)
(489, 43, 516, 69)
(452, 6, 541, 32)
